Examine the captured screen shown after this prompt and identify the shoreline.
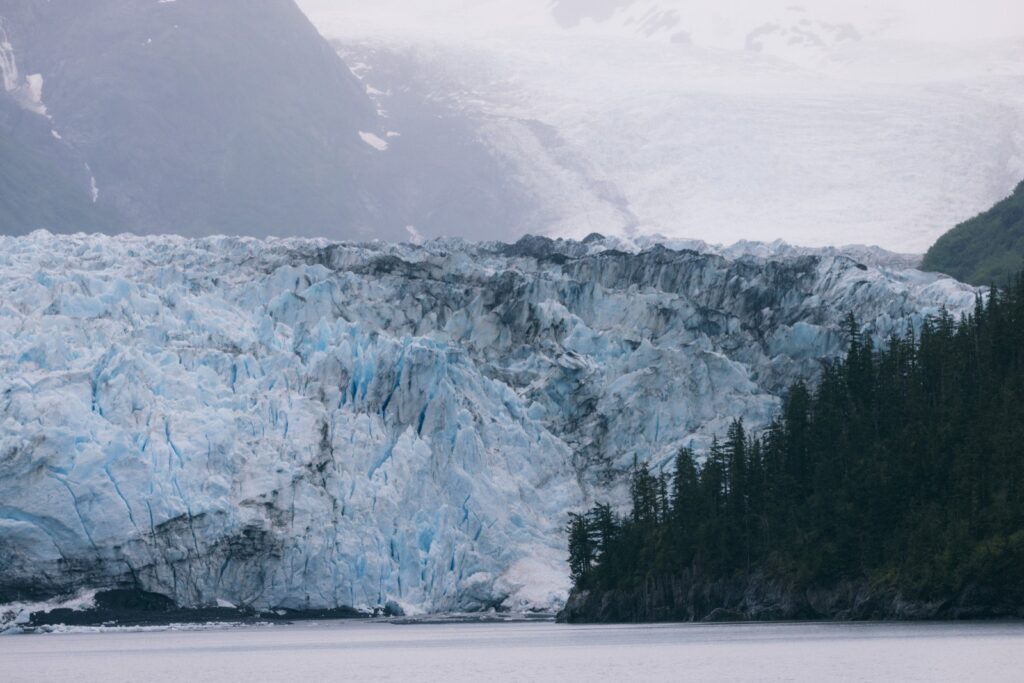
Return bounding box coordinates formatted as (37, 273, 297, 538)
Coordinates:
(557, 573, 1024, 625)
(1, 589, 558, 634)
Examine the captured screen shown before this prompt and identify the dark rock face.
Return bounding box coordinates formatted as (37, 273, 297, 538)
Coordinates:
(557, 572, 1024, 623)
(1, 0, 378, 238)
(0, 0, 539, 241)
(21, 588, 369, 629)
(0, 92, 123, 234)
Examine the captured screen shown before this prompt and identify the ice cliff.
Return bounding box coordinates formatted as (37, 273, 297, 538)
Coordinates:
(0, 232, 977, 613)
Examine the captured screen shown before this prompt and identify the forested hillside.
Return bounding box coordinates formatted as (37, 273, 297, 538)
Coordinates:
(923, 181, 1024, 286)
(562, 273, 1024, 621)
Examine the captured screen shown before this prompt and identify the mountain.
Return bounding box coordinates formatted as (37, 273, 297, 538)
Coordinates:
(0, 17, 122, 234)
(0, 232, 975, 616)
(922, 180, 1024, 286)
(0, 92, 123, 235)
(0, 0, 535, 241)
(6, 0, 1020, 248)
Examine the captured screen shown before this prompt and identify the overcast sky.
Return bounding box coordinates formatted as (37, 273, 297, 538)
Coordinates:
(297, 0, 1024, 45)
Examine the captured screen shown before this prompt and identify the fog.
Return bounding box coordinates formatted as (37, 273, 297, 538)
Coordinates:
(2, 0, 1022, 248)
(297, 0, 1024, 45)
(296, 0, 1024, 252)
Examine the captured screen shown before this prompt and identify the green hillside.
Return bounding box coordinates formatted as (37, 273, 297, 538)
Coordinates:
(923, 181, 1024, 286)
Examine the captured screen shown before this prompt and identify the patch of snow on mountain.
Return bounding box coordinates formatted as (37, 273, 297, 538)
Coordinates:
(0, 22, 49, 117)
(0, 33, 17, 92)
(358, 131, 389, 151)
(85, 165, 99, 202)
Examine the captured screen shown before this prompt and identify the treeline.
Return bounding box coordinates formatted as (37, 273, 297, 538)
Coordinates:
(569, 274, 1024, 600)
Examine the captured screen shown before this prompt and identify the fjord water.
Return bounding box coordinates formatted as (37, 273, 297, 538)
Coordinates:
(3, 621, 1024, 682)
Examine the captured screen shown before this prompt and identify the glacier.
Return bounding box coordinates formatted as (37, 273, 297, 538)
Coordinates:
(0, 231, 977, 614)
(307, 1, 1024, 252)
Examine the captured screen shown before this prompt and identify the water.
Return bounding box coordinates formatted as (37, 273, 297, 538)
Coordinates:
(3, 620, 1024, 682)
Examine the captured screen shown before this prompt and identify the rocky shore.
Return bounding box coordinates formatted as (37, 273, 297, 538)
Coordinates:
(1, 589, 395, 633)
(557, 571, 1024, 623)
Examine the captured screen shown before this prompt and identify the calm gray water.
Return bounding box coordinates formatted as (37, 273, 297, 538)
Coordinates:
(3, 620, 1024, 682)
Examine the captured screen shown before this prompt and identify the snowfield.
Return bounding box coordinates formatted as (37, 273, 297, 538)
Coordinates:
(0, 232, 976, 613)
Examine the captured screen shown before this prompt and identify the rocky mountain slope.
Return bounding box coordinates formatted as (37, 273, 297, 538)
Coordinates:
(0, 232, 975, 614)
(0, 16, 121, 234)
(0, 0, 533, 241)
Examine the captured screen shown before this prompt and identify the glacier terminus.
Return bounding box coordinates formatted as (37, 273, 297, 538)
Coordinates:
(0, 231, 976, 615)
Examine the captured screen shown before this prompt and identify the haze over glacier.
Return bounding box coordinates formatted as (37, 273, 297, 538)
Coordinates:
(0, 232, 975, 613)
(300, 0, 1024, 252)
(3, 0, 1021, 251)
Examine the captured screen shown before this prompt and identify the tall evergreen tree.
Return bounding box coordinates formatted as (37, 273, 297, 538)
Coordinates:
(568, 272, 1024, 608)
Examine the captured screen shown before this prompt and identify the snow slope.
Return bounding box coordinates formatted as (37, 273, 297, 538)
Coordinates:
(0, 232, 976, 612)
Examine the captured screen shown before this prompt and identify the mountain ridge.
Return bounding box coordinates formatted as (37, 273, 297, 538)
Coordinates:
(0, 0, 539, 242)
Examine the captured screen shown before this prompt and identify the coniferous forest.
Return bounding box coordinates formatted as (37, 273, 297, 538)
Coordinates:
(923, 179, 1024, 286)
(563, 274, 1024, 622)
